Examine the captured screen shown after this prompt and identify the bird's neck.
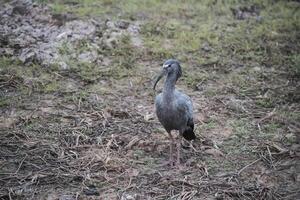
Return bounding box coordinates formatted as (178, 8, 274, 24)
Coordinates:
(163, 73, 177, 102)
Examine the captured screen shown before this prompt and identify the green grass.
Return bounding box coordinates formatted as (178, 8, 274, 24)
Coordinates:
(289, 54, 300, 75)
(230, 119, 254, 139)
(40, 0, 299, 77)
(57, 34, 141, 82)
(0, 97, 11, 108)
(109, 34, 140, 70)
(255, 98, 274, 108)
(183, 71, 209, 89)
(0, 57, 62, 94)
(44, 81, 61, 93)
(199, 118, 218, 132)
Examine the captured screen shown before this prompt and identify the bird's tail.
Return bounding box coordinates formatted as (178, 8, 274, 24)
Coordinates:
(182, 127, 196, 141)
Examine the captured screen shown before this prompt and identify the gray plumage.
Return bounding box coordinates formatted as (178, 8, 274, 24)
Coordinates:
(155, 90, 195, 139)
(153, 59, 195, 166)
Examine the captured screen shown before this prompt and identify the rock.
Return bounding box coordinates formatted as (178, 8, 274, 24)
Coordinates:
(121, 193, 137, 200)
(78, 51, 97, 63)
(19, 49, 36, 63)
(99, 189, 118, 199)
(0, 48, 14, 56)
(11, 0, 32, 16)
(106, 21, 115, 29)
(59, 195, 75, 200)
(253, 66, 261, 71)
(12, 5, 29, 15)
(51, 13, 68, 26)
(286, 133, 297, 143)
(201, 42, 212, 52)
(65, 81, 78, 92)
(144, 113, 154, 121)
(130, 36, 142, 47)
(226, 96, 247, 113)
(231, 5, 260, 20)
(0, 34, 9, 46)
(115, 20, 130, 29)
(58, 61, 69, 70)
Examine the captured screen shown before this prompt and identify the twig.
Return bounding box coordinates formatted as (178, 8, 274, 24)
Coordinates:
(257, 108, 276, 124)
(237, 158, 261, 176)
(52, 72, 64, 78)
(257, 123, 262, 134)
(14, 154, 27, 174)
(181, 190, 197, 200)
(267, 146, 275, 169)
(105, 135, 114, 148)
(8, 189, 12, 200)
(125, 136, 140, 150)
(188, 141, 201, 153)
(121, 177, 133, 192)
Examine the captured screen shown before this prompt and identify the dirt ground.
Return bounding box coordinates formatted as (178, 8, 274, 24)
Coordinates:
(0, 0, 299, 199)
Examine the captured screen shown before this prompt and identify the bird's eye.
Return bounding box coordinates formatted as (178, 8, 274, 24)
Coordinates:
(163, 64, 171, 69)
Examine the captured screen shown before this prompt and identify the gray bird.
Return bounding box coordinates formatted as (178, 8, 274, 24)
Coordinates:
(153, 59, 195, 166)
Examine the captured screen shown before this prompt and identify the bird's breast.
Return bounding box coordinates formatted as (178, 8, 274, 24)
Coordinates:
(156, 101, 187, 131)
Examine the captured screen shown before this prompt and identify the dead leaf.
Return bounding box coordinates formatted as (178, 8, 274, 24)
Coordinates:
(31, 173, 47, 183)
(99, 189, 118, 200)
(0, 117, 17, 128)
(126, 168, 139, 177)
(103, 109, 112, 119)
(271, 143, 288, 153)
(194, 113, 207, 124)
(105, 156, 111, 164)
(204, 148, 224, 157)
(125, 136, 140, 150)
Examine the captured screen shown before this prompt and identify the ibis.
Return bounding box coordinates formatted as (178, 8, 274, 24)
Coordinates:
(153, 59, 195, 166)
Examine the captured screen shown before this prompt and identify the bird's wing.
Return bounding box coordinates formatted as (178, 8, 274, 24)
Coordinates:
(155, 93, 163, 109)
(154, 93, 163, 120)
(175, 90, 194, 125)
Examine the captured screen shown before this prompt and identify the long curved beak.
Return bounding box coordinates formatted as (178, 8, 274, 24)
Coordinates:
(153, 70, 165, 90)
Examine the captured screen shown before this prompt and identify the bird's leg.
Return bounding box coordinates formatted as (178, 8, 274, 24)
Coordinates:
(176, 134, 182, 166)
(168, 131, 175, 166)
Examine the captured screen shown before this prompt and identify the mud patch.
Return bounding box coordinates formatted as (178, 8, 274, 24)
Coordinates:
(0, 0, 142, 69)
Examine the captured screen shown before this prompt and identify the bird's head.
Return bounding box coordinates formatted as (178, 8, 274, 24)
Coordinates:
(162, 59, 182, 77)
(153, 59, 182, 90)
